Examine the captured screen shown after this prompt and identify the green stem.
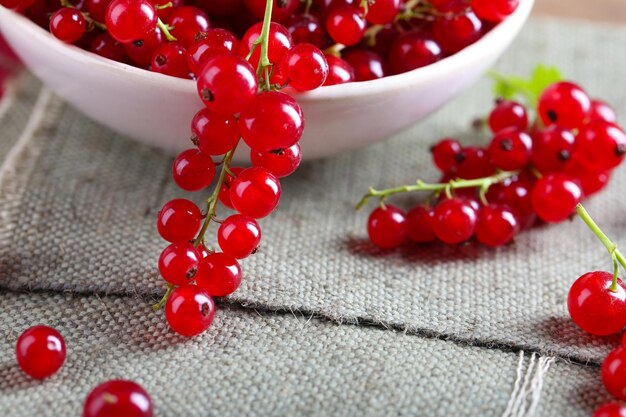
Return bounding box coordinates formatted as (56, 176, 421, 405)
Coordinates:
(356, 171, 517, 210)
(303, 0, 313, 15)
(257, 0, 274, 75)
(155, 1, 173, 10)
(152, 284, 174, 311)
(157, 19, 177, 42)
(576, 203, 626, 292)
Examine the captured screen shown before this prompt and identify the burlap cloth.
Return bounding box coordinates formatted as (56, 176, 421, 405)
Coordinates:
(1, 17, 625, 416)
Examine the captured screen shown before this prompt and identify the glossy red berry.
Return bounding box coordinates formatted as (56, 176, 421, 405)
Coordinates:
(158, 242, 201, 285)
(191, 108, 239, 156)
(240, 22, 294, 69)
(166, 6, 210, 48)
(488, 100, 528, 133)
(589, 99, 617, 123)
(281, 43, 329, 91)
(471, 0, 519, 23)
(196, 252, 242, 297)
(406, 206, 436, 243)
(592, 402, 626, 417)
(286, 13, 326, 47)
(323, 54, 355, 85)
(16, 325, 66, 380)
(250, 144, 302, 178)
(165, 284, 215, 337)
(244, 0, 300, 23)
(431, 138, 462, 172)
(151, 43, 190, 78)
(186, 29, 238, 74)
(83, 380, 153, 417)
(530, 173, 581, 223)
(576, 121, 626, 171)
(568, 271, 626, 336)
(218, 167, 244, 209)
(343, 49, 385, 81)
(487, 127, 532, 171)
(433, 198, 477, 244)
(239, 91, 304, 151)
(123, 28, 163, 66)
(432, 8, 482, 54)
(157, 199, 201, 243)
(365, 0, 400, 24)
(105, 0, 158, 44)
(49, 8, 86, 43)
(90, 33, 127, 62)
(485, 176, 536, 229)
(218, 214, 262, 259)
(455, 146, 495, 179)
(475, 205, 519, 247)
(197, 55, 258, 115)
(230, 167, 281, 218)
(387, 31, 443, 75)
(531, 125, 576, 174)
(326, 6, 366, 46)
(564, 159, 611, 197)
(367, 205, 408, 249)
(172, 149, 216, 191)
(537, 81, 591, 130)
(603, 347, 626, 400)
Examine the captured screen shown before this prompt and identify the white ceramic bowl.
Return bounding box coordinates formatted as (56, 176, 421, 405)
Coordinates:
(0, 1, 533, 160)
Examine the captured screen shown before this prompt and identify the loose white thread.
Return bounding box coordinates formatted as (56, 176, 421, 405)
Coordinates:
(502, 351, 556, 417)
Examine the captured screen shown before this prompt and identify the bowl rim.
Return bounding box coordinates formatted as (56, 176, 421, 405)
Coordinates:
(0, 0, 533, 100)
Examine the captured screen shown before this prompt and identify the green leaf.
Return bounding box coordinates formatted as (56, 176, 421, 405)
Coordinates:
(489, 64, 563, 107)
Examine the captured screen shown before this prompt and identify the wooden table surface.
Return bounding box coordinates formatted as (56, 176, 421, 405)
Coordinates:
(533, 0, 626, 24)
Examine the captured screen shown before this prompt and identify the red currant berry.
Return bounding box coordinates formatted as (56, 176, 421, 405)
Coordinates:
(218, 167, 244, 209)
(239, 91, 304, 151)
(475, 205, 519, 247)
(151, 43, 190, 78)
(281, 43, 329, 91)
(49, 8, 86, 43)
(158, 242, 201, 285)
(431, 138, 462, 172)
(367, 205, 408, 249)
(343, 49, 385, 81)
(123, 28, 163, 66)
(564, 159, 611, 197)
(165, 284, 215, 337)
(432, 198, 477, 244)
(218, 214, 262, 259)
(593, 402, 626, 417)
(244, 0, 300, 23)
(603, 347, 626, 400)
(487, 127, 532, 171)
(157, 199, 201, 243)
(83, 380, 153, 417)
(230, 167, 281, 218)
(90, 33, 127, 62)
(530, 173, 581, 223)
(365, 0, 400, 24)
(326, 6, 366, 46)
(250, 144, 302, 178)
(323, 54, 355, 85)
(432, 7, 482, 54)
(86, 0, 112, 22)
(240, 22, 294, 69)
(471, 0, 518, 23)
(196, 55, 258, 116)
(105, 0, 158, 44)
(406, 206, 436, 243)
(191, 108, 239, 156)
(488, 100, 528, 133)
(537, 81, 591, 130)
(531, 125, 576, 174)
(455, 146, 495, 179)
(589, 99, 617, 124)
(172, 149, 216, 191)
(485, 176, 536, 229)
(576, 121, 626, 171)
(166, 6, 210, 48)
(387, 30, 443, 75)
(186, 28, 238, 75)
(16, 325, 66, 380)
(286, 13, 326, 47)
(196, 252, 242, 297)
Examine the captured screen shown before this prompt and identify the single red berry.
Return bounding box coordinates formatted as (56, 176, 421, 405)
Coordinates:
(432, 7, 482, 54)
(166, 6, 210, 48)
(90, 33, 127, 62)
(186, 28, 238, 75)
(86, 0, 112, 22)
(326, 6, 366, 46)
(16, 325, 66, 380)
(588, 99, 617, 124)
(406, 206, 436, 243)
(244, 0, 300, 23)
(49, 8, 86, 43)
(343, 49, 385, 81)
(576, 121, 626, 171)
(603, 347, 626, 400)
(218, 214, 262, 259)
(250, 144, 302, 178)
(83, 380, 153, 417)
(165, 284, 215, 337)
(158, 242, 201, 285)
(240, 22, 294, 69)
(485, 176, 536, 229)
(471, 0, 519, 23)
(105, 0, 158, 44)
(455, 146, 496, 179)
(488, 100, 528, 133)
(196, 55, 258, 116)
(367, 205, 408, 249)
(537, 81, 591, 130)
(433, 198, 477, 244)
(157, 199, 201, 243)
(475, 205, 519, 247)
(531, 125, 576, 174)
(230, 167, 281, 218)
(323, 54, 355, 85)
(387, 30, 443, 75)
(239, 91, 304, 151)
(530, 173, 581, 223)
(593, 402, 626, 417)
(191, 108, 239, 156)
(286, 13, 326, 47)
(151, 43, 190, 78)
(487, 127, 533, 171)
(431, 138, 462, 172)
(568, 271, 626, 336)
(564, 159, 611, 197)
(218, 167, 244, 209)
(281, 43, 329, 91)
(365, 0, 400, 24)
(196, 252, 242, 297)
(172, 149, 216, 191)
(123, 28, 163, 66)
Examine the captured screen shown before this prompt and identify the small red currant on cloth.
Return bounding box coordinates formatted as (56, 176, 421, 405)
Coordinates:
(157, 198, 202, 243)
(367, 205, 408, 249)
(83, 380, 153, 417)
(433, 198, 478, 244)
(172, 149, 216, 192)
(158, 242, 201, 286)
(475, 205, 520, 247)
(217, 214, 262, 259)
(165, 284, 216, 337)
(229, 167, 282, 219)
(592, 402, 626, 417)
(530, 173, 582, 223)
(15, 325, 66, 379)
(196, 252, 243, 297)
(537, 81, 591, 130)
(602, 347, 626, 401)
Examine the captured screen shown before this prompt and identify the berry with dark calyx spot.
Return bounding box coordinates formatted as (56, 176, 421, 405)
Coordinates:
(455, 146, 496, 179)
(281, 43, 329, 91)
(166, 6, 211, 48)
(431, 138, 462, 172)
(157, 198, 202, 243)
(325, 5, 366, 46)
(487, 127, 532, 171)
(172, 149, 216, 191)
(471, 0, 519, 23)
(488, 100, 528, 133)
(196, 252, 242, 297)
(105, 0, 158, 44)
(406, 206, 436, 243)
(158, 242, 201, 285)
(91, 33, 127, 62)
(83, 380, 153, 417)
(475, 205, 519, 247)
(531, 125, 576, 174)
(218, 214, 262, 259)
(530, 173, 581, 223)
(343, 49, 385, 81)
(537, 81, 591, 130)
(323, 54, 355, 85)
(165, 284, 215, 337)
(250, 144, 302, 178)
(15, 325, 66, 380)
(575, 121, 626, 171)
(49, 8, 86, 43)
(240, 22, 294, 69)
(603, 347, 626, 400)
(367, 205, 408, 249)
(191, 108, 239, 156)
(186, 29, 238, 75)
(433, 198, 477, 244)
(151, 43, 191, 78)
(230, 167, 281, 219)
(387, 31, 443, 75)
(124, 28, 163, 66)
(588, 99, 617, 123)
